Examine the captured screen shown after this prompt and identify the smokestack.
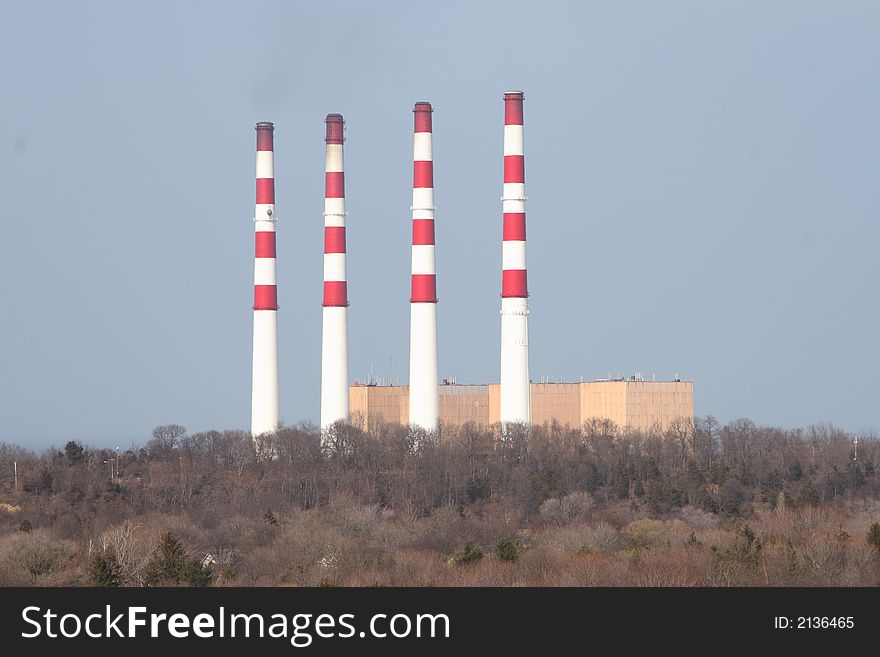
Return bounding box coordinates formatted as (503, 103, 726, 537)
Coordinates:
(251, 122, 280, 437)
(408, 101, 439, 431)
(320, 114, 350, 430)
(499, 91, 531, 426)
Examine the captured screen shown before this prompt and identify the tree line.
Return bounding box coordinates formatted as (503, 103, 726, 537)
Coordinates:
(0, 417, 878, 586)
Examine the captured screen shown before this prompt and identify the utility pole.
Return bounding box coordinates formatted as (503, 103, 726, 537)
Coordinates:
(13, 461, 18, 491)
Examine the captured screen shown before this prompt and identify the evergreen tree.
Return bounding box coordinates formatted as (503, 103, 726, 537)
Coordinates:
(143, 531, 212, 586)
(64, 441, 84, 464)
(89, 549, 121, 587)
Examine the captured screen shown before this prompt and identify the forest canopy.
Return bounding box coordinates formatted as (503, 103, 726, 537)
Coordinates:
(0, 417, 878, 586)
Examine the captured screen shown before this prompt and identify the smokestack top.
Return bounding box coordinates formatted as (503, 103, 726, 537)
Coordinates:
(413, 102, 433, 133)
(255, 121, 274, 151)
(325, 114, 344, 144)
(504, 92, 524, 125)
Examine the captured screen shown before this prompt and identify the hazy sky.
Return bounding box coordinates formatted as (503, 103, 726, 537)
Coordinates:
(1, 1, 878, 449)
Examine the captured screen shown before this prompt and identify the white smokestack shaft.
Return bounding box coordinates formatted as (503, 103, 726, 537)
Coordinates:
(321, 114, 350, 430)
(408, 102, 439, 431)
(499, 92, 530, 425)
(251, 122, 280, 437)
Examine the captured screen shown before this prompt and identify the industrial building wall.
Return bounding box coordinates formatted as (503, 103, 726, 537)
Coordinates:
(350, 380, 694, 433)
(439, 385, 491, 426)
(623, 381, 694, 432)
(579, 381, 694, 432)
(488, 384, 501, 425)
(349, 385, 408, 430)
(531, 383, 581, 427)
(580, 381, 629, 429)
(351, 384, 491, 429)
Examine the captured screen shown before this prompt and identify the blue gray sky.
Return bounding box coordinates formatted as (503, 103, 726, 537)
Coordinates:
(1, 1, 878, 449)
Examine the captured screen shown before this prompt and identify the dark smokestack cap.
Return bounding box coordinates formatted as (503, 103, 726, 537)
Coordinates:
(503, 92, 524, 125)
(413, 101, 432, 133)
(255, 121, 274, 151)
(325, 114, 344, 144)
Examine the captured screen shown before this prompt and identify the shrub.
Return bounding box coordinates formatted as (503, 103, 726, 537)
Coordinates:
(6, 538, 70, 583)
(679, 506, 720, 530)
(644, 479, 684, 515)
(449, 541, 484, 566)
(867, 523, 880, 553)
(539, 491, 593, 526)
(23, 545, 65, 580)
(494, 537, 527, 562)
(582, 521, 623, 553)
(180, 558, 213, 587)
(624, 519, 689, 548)
(719, 479, 747, 515)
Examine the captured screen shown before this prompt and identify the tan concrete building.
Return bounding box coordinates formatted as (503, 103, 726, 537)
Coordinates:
(349, 384, 409, 429)
(349, 379, 694, 433)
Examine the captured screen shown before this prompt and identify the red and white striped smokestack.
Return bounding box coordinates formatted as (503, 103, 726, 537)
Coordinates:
(408, 101, 439, 431)
(499, 91, 531, 426)
(251, 121, 280, 437)
(320, 113, 350, 430)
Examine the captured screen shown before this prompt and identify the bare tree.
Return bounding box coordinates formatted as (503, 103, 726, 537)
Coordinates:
(147, 424, 187, 459)
(101, 521, 149, 586)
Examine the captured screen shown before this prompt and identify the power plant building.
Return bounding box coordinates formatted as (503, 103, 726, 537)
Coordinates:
(249, 93, 696, 439)
(349, 379, 694, 433)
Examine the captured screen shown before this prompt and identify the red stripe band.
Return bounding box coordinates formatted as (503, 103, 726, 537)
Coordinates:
(323, 281, 348, 307)
(501, 270, 528, 298)
(256, 124, 274, 151)
(255, 231, 276, 258)
(504, 96, 523, 125)
(412, 219, 435, 245)
(253, 285, 278, 310)
(256, 178, 275, 204)
(324, 226, 346, 254)
(503, 213, 526, 241)
(413, 160, 433, 188)
(504, 155, 525, 183)
(325, 171, 344, 198)
(410, 274, 437, 303)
